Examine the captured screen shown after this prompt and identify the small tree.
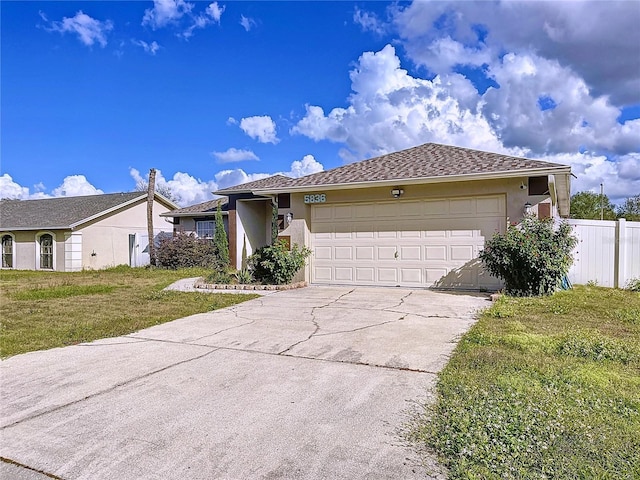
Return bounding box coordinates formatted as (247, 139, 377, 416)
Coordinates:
(214, 201, 230, 267)
(617, 194, 640, 221)
(479, 216, 577, 296)
(570, 191, 616, 220)
(248, 240, 311, 285)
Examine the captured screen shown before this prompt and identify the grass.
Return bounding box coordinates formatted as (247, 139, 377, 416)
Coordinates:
(0, 266, 259, 358)
(411, 285, 640, 479)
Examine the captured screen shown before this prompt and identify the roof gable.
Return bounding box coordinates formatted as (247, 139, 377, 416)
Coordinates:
(0, 192, 175, 231)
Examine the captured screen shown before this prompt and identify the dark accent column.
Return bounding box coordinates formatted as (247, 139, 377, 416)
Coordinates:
(228, 209, 237, 269)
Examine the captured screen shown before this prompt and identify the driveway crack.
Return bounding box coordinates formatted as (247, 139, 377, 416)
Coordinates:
(277, 288, 355, 355)
(1, 348, 218, 430)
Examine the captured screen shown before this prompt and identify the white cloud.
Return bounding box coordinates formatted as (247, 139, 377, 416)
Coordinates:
(286, 155, 324, 178)
(538, 152, 640, 204)
(214, 170, 269, 190)
(142, 0, 193, 29)
(291, 42, 639, 201)
(41, 10, 113, 47)
(182, 1, 225, 38)
(239, 15, 256, 32)
(239, 115, 279, 144)
(1, 174, 104, 200)
(129, 168, 216, 207)
(292, 45, 509, 162)
(132, 39, 161, 55)
(392, 1, 640, 105)
(212, 148, 260, 163)
(51, 175, 104, 197)
(206, 2, 224, 23)
(353, 7, 387, 35)
(0, 174, 31, 200)
(212, 154, 324, 191)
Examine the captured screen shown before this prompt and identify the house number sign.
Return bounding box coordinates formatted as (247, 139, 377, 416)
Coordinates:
(304, 193, 326, 204)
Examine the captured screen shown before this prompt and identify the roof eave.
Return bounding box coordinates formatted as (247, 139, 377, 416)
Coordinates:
(160, 211, 228, 218)
(252, 166, 572, 195)
(1, 226, 71, 232)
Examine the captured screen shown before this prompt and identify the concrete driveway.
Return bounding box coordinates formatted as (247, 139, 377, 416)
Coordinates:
(1, 286, 487, 480)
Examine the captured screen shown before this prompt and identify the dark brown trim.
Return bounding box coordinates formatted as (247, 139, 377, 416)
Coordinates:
(228, 209, 237, 269)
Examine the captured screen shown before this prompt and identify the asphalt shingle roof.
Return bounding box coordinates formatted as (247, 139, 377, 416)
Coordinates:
(0, 192, 147, 230)
(283, 143, 568, 189)
(214, 175, 294, 194)
(161, 198, 228, 217)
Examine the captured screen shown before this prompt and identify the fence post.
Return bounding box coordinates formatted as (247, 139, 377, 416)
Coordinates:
(616, 219, 627, 289)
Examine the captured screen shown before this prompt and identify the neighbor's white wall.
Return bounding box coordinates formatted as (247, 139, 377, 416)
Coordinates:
(79, 198, 172, 269)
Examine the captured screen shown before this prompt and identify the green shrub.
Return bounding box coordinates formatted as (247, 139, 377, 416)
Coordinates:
(156, 233, 220, 269)
(249, 240, 311, 285)
(214, 201, 230, 267)
(479, 216, 577, 296)
(234, 268, 253, 284)
(204, 268, 233, 284)
(625, 278, 640, 292)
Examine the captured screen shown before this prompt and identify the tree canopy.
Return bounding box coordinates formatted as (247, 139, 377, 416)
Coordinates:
(570, 191, 617, 220)
(616, 194, 640, 221)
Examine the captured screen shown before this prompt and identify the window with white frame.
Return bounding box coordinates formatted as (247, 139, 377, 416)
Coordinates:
(195, 220, 215, 239)
(39, 233, 54, 269)
(2, 234, 14, 268)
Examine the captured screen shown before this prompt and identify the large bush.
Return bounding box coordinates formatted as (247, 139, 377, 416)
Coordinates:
(479, 216, 577, 296)
(248, 240, 311, 285)
(156, 232, 220, 269)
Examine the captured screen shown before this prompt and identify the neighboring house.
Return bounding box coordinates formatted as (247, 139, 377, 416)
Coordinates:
(215, 143, 572, 290)
(0, 192, 178, 271)
(160, 198, 229, 239)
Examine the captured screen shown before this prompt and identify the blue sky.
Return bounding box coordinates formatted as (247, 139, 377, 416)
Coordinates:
(2, 1, 639, 206)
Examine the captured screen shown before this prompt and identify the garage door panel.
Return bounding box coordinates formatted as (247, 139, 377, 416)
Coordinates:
(313, 206, 333, 221)
(477, 196, 505, 215)
(426, 268, 449, 284)
(334, 247, 352, 260)
(355, 268, 375, 282)
(354, 204, 375, 218)
(449, 198, 474, 215)
(311, 195, 505, 289)
(401, 268, 422, 283)
(315, 246, 332, 260)
(400, 245, 421, 261)
(376, 203, 398, 217)
(355, 246, 375, 260)
(425, 245, 447, 260)
(451, 245, 474, 261)
(335, 267, 353, 282)
(378, 268, 397, 283)
(424, 199, 449, 215)
(377, 229, 398, 238)
(378, 246, 397, 260)
(314, 266, 332, 281)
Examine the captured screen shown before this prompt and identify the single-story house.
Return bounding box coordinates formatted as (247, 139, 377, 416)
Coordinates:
(160, 198, 229, 239)
(0, 192, 178, 271)
(215, 142, 571, 290)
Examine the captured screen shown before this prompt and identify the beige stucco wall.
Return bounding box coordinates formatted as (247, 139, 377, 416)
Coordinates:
(79, 198, 173, 269)
(278, 176, 552, 283)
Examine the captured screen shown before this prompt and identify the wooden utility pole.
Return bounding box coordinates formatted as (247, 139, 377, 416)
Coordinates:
(147, 168, 157, 266)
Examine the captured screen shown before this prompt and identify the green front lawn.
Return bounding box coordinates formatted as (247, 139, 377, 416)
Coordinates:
(412, 285, 640, 479)
(0, 267, 259, 358)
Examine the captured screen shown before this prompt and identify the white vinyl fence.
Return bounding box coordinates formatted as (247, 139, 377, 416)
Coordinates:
(567, 219, 640, 288)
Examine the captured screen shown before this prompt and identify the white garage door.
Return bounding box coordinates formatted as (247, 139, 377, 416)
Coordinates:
(311, 195, 505, 290)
